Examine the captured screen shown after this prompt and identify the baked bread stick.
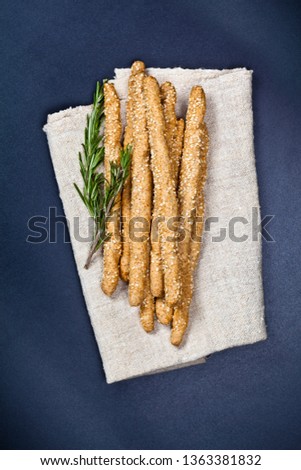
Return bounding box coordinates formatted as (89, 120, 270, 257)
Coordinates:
(171, 86, 207, 346)
(150, 83, 177, 298)
(155, 298, 173, 325)
(177, 86, 206, 254)
(174, 118, 185, 185)
(140, 273, 155, 332)
(119, 93, 133, 282)
(149, 219, 164, 297)
(155, 117, 185, 325)
(144, 75, 180, 307)
(160, 83, 184, 182)
(190, 123, 208, 267)
(171, 128, 208, 346)
(171, 265, 193, 346)
(101, 83, 122, 296)
(155, 103, 185, 324)
(161, 82, 177, 157)
(128, 61, 152, 306)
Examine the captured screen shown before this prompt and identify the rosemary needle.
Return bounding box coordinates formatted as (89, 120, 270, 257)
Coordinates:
(74, 81, 131, 269)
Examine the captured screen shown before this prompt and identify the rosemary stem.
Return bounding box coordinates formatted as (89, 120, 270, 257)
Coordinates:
(84, 231, 101, 269)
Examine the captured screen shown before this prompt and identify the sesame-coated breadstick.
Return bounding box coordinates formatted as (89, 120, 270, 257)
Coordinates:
(160, 83, 184, 183)
(128, 61, 152, 306)
(178, 86, 206, 253)
(161, 82, 177, 156)
(171, 127, 208, 346)
(140, 273, 155, 332)
(101, 83, 122, 296)
(174, 118, 185, 185)
(149, 220, 164, 297)
(155, 298, 173, 325)
(190, 123, 208, 268)
(144, 75, 180, 307)
(155, 116, 185, 325)
(119, 94, 133, 282)
(170, 266, 192, 346)
(171, 91, 208, 346)
(149, 82, 177, 298)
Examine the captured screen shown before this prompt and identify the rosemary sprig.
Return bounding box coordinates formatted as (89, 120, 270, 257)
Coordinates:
(74, 81, 131, 269)
(74, 81, 105, 221)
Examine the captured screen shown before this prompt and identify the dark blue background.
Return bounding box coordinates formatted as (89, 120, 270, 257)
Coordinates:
(1, 0, 301, 450)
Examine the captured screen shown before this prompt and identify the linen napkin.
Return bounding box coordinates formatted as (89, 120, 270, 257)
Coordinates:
(43, 67, 266, 383)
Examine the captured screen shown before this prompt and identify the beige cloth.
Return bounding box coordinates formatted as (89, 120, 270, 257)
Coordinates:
(43, 67, 266, 384)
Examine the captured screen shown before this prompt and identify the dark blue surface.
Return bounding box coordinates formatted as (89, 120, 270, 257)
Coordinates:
(1, 0, 301, 450)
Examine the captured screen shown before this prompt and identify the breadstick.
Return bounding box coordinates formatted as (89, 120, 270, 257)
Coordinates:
(155, 117, 184, 323)
(174, 118, 185, 185)
(171, 86, 207, 346)
(171, 266, 193, 346)
(161, 82, 177, 154)
(149, 82, 177, 298)
(119, 93, 133, 282)
(150, 82, 177, 297)
(101, 83, 122, 296)
(149, 83, 177, 298)
(190, 123, 208, 267)
(171, 128, 208, 345)
(178, 86, 206, 257)
(161, 83, 184, 183)
(144, 75, 180, 307)
(128, 61, 152, 306)
(155, 298, 173, 325)
(140, 274, 155, 332)
(149, 212, 164, 297)
(149, 236, 164, 297)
